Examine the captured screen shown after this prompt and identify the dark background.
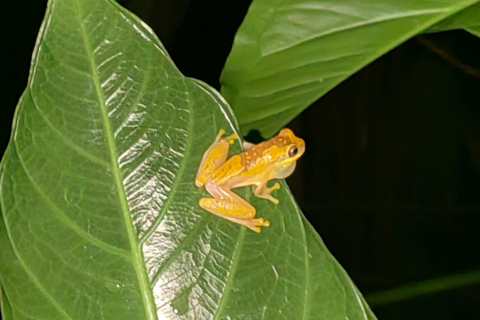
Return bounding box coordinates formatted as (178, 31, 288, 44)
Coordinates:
(2, 0, 480, 319)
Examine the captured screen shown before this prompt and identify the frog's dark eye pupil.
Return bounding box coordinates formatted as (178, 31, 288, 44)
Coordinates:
(288, 146, 298, 157)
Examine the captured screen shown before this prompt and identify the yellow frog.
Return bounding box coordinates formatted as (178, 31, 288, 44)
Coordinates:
(195, 128, 305, 233)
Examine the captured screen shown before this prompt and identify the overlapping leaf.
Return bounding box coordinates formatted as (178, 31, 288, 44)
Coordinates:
(0, 0, 375, 319)
(429, 3, 480, 36)
(220, 0, 480, 137)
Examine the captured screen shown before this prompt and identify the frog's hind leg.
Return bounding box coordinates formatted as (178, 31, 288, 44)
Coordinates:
(200, 182, 270, 233)
(195, 129, 239, 187)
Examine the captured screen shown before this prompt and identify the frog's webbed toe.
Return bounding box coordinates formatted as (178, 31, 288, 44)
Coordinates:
(249, 218, 271, 233)
(234, 217, 271, 233)
(254, 182, 281, 204)
(223, 132, 239, 145)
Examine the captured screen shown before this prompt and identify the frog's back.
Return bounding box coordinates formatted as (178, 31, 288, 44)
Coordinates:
(210, 131, 300, 187)
(210, 155, 245, 185)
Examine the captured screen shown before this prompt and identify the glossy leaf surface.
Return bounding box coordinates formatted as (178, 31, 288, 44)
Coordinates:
(220, 0, 480, 137)
(0, 0, 375, 319)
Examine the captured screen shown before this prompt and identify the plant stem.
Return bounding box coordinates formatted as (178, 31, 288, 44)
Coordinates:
(366, 270, 480, 307)
(417, 36, 480, 81)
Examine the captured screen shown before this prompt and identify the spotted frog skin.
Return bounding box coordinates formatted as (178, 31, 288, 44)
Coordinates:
(195, 128, 305, 233)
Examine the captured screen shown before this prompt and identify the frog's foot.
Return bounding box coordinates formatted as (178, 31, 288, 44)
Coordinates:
(236, 217, 270, 234)
(209, 212, 270, 233)
(254, 182, 281, 205)
(224, 133, 239, 145)
(214, 129, 226, 142)
(213, 129, 239, 144)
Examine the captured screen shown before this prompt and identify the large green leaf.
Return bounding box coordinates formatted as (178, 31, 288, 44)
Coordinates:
(428, 3, 480, 36)
(429, 3, 480, 31)
(0, 0, 375, 319)
(220, 0, 480, 137)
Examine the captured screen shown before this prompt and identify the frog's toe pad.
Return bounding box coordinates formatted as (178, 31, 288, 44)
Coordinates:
(245, 218, 270, 233)
(253, 218, 270, 227)
(271, 182, 281, 191)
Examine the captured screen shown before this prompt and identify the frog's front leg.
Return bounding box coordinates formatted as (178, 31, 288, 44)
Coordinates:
(253, 182, 281, 204)
(199, 182, 270, 233)
(195, 129, 239, 188)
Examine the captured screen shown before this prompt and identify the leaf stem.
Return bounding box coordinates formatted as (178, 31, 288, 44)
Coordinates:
(416, 35, 480, 81)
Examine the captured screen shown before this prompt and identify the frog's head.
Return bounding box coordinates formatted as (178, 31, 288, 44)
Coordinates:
(275, 128, 306, 163)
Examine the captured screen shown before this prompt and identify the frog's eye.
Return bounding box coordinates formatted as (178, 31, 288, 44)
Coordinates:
(288, 146, 298, 158)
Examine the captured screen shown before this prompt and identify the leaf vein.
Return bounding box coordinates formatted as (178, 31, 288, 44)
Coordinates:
(13, 140, 131, 258)
(29, 91, 111, 167)
(262, 9, 449, 57)
(150, 215, 211, 287)
(138, 102, 193, 245)
(0, 166, 74, 320)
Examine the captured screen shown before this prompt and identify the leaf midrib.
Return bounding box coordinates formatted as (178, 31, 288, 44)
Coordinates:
(73, 1, 157, 319)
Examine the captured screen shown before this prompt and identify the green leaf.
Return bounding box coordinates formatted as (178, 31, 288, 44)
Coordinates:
(1, 286, 14, 320)
(427, 3, 480, 34)
(467, 27, 480, 36)
(0, 0, 375, 319)
(220, 0, 480, 137)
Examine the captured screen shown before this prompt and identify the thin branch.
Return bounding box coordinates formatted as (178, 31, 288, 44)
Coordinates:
(416, 35, 480, 81)
(366, 269, 480, 307)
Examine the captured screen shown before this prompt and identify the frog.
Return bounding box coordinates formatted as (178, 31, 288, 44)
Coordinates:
(195, 128, 305, 233)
